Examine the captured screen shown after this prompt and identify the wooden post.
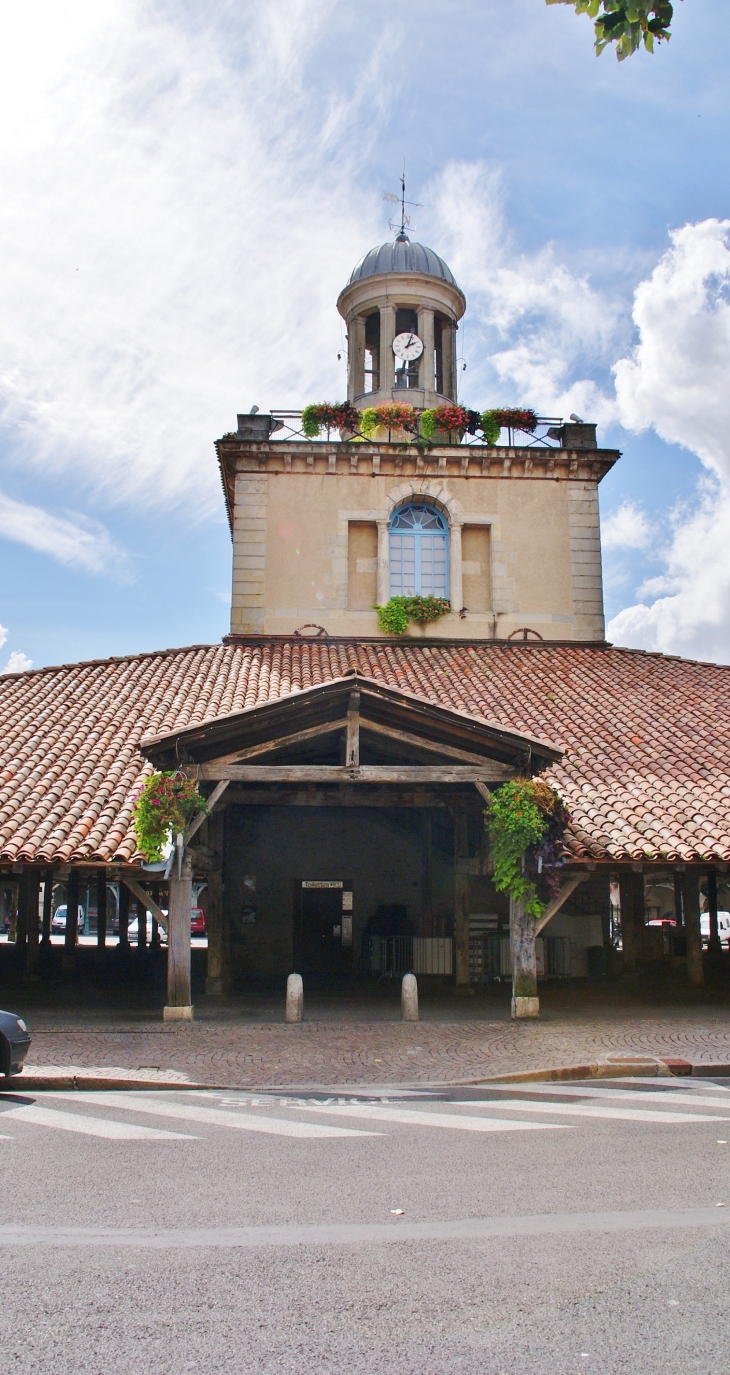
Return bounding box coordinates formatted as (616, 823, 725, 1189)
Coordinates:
(453, 811, 472, 992)
(619, 872, 638, 973)
(150, 884, 161, 950)
(15, 871, 28, 954)
(63, 869, 79, 970)
(136, 896, 147, 951)
(421, 811, 433, 938)
(24, 870, 40, 974)
(41, 868, 53, 946)
(345, 691, 360, 768)
(673, 872, 684, 928)
(707, 869, 721, 954)
(684, 871, 704, 987)
(510, 890, 539, 1018)
(96, 869, 107, 949)
(165, 852, 193, 1019)
(118, 881, 130, 949)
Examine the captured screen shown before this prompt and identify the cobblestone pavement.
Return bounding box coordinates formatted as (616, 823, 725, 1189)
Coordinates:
(14, 987, 730, 1086)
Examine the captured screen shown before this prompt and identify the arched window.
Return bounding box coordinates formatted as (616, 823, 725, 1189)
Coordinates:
(389, 502, 449, 598)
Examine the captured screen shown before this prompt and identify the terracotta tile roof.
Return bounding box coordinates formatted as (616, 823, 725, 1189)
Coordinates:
(1, 639, 728, 866)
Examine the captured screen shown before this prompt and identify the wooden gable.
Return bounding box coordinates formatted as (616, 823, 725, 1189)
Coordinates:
(141, 672, 561, 788)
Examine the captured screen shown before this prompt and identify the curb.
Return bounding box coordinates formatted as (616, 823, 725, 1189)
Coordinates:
(455, 1057, 730, 1086)
(5, 1061, 730, 1093)
(3, 1076, 214, 1092)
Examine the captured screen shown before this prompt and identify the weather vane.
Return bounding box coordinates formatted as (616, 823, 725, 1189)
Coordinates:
(383, 163, 422, 237)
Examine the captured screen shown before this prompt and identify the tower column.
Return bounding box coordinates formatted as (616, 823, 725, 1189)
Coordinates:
(380, 304, 396, 396)
(441, 317, 456, 400)
(350, 315, 366, 401)
(417, 307, 435, 397)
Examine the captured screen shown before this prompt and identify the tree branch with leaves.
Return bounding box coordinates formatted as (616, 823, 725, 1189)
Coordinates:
(546, 1, 676, 60)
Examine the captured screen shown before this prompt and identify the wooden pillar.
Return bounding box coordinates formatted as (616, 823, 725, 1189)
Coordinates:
(24, 870, 40, 973)
(41, 868, 53, 945)
(118, 881, 130, 949)
(421, 811, 434, 938)
(8, 884, 17, 943)
(165, 852, 193, 1019)
(683, 871, 704, 987)
(15, 871, 28, 953)
(135, 896, 146, 950)
(510, 890, 539, 1018)
(96, 869, 107, 949)
(453, 811, 472, 992)
(150, 884, 162, 950)
(619, 872, 639, 973)
(707, 869, 721, 954)
(63, 869, 79, 969)
(673, 872, 684, 928)
(204, 870, 224, 995)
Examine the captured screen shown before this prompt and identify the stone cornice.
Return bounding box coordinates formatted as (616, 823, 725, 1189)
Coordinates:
(215, 438, 620, 532)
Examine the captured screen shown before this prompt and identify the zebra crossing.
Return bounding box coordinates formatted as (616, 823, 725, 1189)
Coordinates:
(0, 1081, 728, 1142)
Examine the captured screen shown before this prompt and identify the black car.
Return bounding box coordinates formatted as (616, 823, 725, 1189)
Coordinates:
(0, 1011, 31, 1077)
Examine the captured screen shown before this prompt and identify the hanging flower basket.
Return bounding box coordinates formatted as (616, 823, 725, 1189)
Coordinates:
(301, 402, 361, 439)
(481, 408, 538, 444)
(374, 595, 451, 634)
(133, 771, 210, 863)
(360, 403, 418, 441)
(421, 404, 470, 441)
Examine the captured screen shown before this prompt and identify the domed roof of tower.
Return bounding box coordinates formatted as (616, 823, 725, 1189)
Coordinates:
(347, 233, 458, 287)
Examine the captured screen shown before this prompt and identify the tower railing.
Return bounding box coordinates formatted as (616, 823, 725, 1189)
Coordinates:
(264, 412, 566, 447)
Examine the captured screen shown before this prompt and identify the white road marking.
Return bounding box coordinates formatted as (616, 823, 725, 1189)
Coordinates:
(49, 1092, 380, 1139)
(479, 1084, 730, 1109)
(452, 1099, 730, 1125)
(288, 1103, 566, 1133)
(3, 1103, 194, 1140)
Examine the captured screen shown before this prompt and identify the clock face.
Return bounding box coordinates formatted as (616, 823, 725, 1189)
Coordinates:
(392, 331, 424, 362)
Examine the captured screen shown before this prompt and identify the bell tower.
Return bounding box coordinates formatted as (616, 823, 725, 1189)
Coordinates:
(337, 233, 466, 412)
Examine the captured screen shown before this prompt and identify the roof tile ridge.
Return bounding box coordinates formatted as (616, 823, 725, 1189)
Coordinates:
(0, 642, 231, 682)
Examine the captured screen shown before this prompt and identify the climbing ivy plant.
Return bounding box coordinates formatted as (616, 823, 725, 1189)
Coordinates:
(484, 778, 570, 919)
(133, 772, 210, 863)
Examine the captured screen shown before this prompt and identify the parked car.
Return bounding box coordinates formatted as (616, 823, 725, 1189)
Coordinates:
(127, 913, 167, 943)
(50, 904, 85, 934)
(191, 908, 206, 936)
(0, 1009, 31, 1077)
(701, 912, 730, 950)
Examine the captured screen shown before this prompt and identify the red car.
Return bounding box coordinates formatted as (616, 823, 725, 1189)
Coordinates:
(191, 908, 206, 936)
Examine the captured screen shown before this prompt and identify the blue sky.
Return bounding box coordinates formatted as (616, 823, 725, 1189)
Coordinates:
(1, 0, 729, 670)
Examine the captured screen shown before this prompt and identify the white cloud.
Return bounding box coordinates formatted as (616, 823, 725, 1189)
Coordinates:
(0, 1, 393, 516)
(601, 501, 652, 551)
(0, 490, 130, 578)
(608, 220, 730, 661)
(426, 161, 620, 422)
(0, 625, 7, 649)
(3, 651, 32, 675)
(614, 220, 730, 480)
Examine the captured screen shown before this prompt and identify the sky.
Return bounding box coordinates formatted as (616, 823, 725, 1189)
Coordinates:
(0, 0, 729, 672)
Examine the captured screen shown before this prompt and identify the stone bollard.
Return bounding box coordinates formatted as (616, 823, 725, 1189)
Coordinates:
(286, 972, 303, 1023)
(401, 972, 418, 1022)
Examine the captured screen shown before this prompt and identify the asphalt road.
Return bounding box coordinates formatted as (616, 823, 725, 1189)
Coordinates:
(1, 1078, 730, 1374)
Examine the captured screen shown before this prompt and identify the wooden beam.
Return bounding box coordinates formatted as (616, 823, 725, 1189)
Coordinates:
(534, 877, 583, 936)
(346, 692, 360, 769)
(473, 780, 491, 805)
(123, 876, 168, 933)
(198, 764, 510, 783)
(221, 789, 454, 807)
(185, 779, 230, 844)
(361, 718, 515, 773)
(208, 719, 348, 766)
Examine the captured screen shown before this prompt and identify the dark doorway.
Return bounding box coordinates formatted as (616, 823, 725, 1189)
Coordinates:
(295, 883, 352, 975)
